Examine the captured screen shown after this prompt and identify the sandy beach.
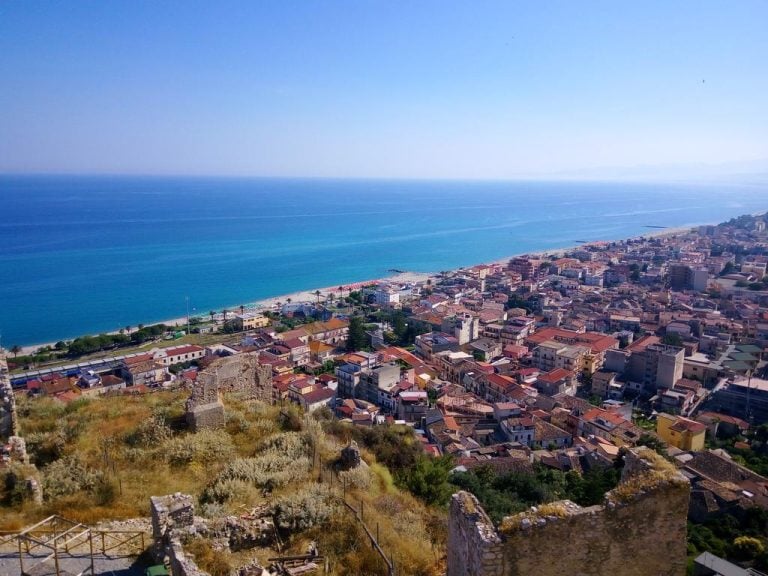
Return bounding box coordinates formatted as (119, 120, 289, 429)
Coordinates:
(16, 224, 698, 356)
(17, 271, 435, 355)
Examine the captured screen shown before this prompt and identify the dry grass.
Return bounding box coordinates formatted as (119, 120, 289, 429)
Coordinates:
(499, 501, 570, 533)
(6, 391, 446, 575)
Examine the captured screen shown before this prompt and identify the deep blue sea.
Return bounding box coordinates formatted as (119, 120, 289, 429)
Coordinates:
(1, 176, 766, 346)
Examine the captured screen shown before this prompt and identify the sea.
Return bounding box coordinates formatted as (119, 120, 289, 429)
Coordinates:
(1, 175, 767, 347)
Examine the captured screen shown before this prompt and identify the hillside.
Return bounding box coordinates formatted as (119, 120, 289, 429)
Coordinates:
(1, 391, 445, 575)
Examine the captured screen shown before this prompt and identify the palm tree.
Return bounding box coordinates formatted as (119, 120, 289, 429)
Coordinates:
(239, 304, 245, 315)
(125, 325, 131, 334)
(222, 309, 228, 322)
(338, 285, 344, 298)
(10, 344, 21, 358)
(209, 311, 215, 322)
(315, 290, 321, 305)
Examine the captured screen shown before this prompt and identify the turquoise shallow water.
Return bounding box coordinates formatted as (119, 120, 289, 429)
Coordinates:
(0, 175, 766, 346)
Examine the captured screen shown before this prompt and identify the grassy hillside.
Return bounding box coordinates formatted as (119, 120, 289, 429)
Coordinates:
(1, 391, 445, 575)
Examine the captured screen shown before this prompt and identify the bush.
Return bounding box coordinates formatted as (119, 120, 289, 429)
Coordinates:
(126, 415, 172, 448)
(184, 538, 232, 576)
(94, 477, 118, 506)
(25, 431, 66, 466)
(202, 478, 261, 506)
(1, 463, 40, 506)
(338, 465, 372, 491)
(42, 455, 101, 500)
(164, 429, 235, 467)
(272, 484, 335, 531)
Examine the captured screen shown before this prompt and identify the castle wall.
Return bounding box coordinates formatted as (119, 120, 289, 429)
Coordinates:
(185, 354, 273, 430)
(447, 448, 691, 576)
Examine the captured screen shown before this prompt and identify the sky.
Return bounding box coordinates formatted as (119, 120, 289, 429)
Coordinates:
(1, 1, 767, 180)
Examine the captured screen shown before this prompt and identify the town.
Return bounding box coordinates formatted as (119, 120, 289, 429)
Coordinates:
(3, 211, 768, 576)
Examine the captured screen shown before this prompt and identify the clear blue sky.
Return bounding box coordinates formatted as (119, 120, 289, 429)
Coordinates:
(1, 1, 766, 179)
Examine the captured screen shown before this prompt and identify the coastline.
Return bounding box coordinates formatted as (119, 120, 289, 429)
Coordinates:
(16, 223, 697, 356)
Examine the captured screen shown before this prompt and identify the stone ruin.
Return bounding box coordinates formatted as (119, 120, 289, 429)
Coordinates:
(339, 440, 362, 470)
(447, 447, 691, 576)
(151, 493, 278, 576)
(1, 351, 19, 440)
(186, 353, 273, 431)
(151, 493, 209, 576)
(1, 351, 42, 504)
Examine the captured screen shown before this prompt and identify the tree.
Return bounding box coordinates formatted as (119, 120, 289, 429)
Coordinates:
(10, 345, 21, 358)
(239, 304, 245, 314)
(637, 433, 667, 455)
(400, 455, 454, 506)
(314, 290, 321, 304)
(209, 311, 215, 322)
(346, 316, 367, 351)
(733, 536, 765, 561)
(663, 332, 683, 347)
(720, 261, 736, 276)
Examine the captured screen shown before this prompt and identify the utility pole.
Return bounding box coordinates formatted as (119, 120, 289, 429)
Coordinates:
(185, 296, 190, 336)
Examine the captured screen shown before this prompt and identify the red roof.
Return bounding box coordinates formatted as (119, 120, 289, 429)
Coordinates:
(166, 345, 204, 356)
(302, 387, 336, 404)
(124, 353, 153, 366)
(527, 327, 618, 354)
(538, 368, 573, 383)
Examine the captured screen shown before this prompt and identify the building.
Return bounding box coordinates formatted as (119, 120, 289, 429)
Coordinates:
(656, 413, 706, 451)
(441, 313, 480, 345)
(709, 376, 768, 424)
(397, 390, 429, 423)
(535, 368, 577, 396)
(233, 313, 271, 331)
(415, 332, 460, 361)
(373, 285, 400, 307)
(121, 354, 167, 387)
(507, 257, 538, 280)
(358, 362, 402, 412)
(526, 327, 618, 374)
(531, 341, 588, 374)
(155, 345, 206, 366)
(500, 416, 535, 446)
(625, 339, 684, 392)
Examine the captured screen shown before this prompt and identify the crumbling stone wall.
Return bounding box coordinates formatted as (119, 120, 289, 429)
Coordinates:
(151, 493, 209, 576)
(447, 448, 691, 576)
(186, 353, 273, 431)
(0, 351, 19, 440)
(448, 492, 504, 576)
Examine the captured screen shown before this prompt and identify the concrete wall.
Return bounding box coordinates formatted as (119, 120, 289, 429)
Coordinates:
(447, 448, 690, 576)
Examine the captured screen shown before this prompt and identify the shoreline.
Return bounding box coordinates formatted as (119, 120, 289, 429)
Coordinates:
(15, 223, 698, 356)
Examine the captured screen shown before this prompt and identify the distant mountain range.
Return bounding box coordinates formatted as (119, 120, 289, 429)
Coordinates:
(547, 158, 768, 183)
